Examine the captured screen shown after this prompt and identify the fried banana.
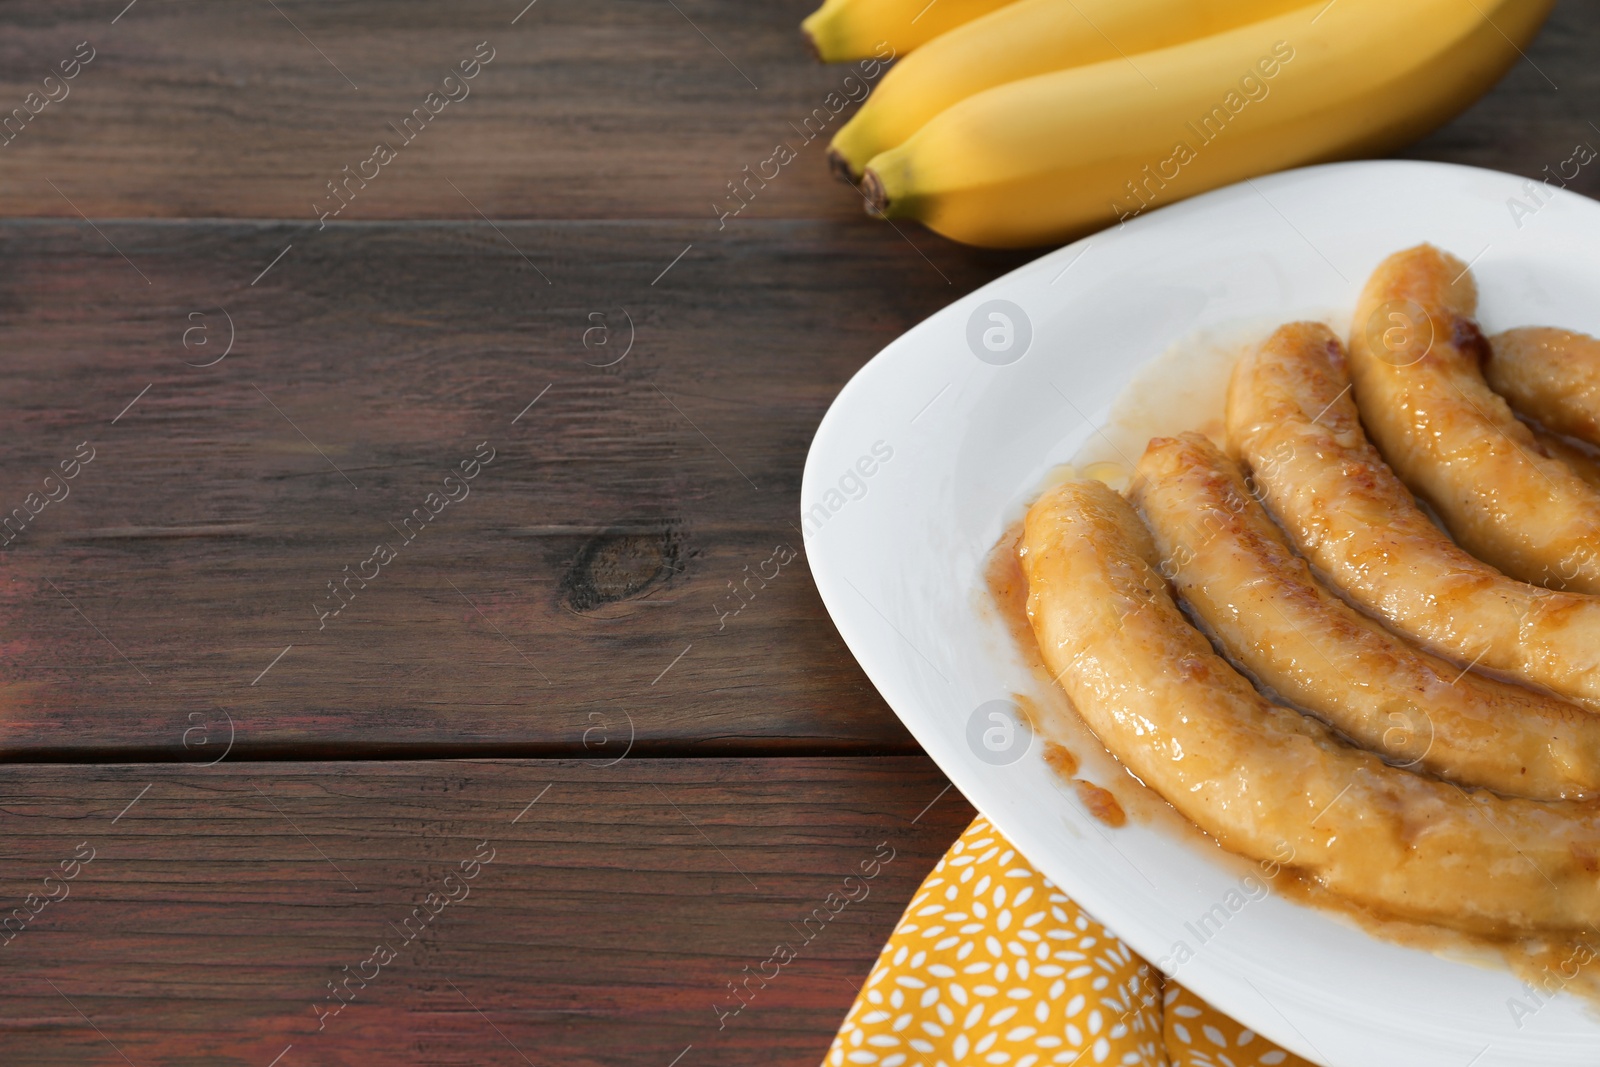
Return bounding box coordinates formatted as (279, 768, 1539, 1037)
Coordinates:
(1227, 321, 1600, 710)
(1487, 326, 1600, 446)
(1023, 477, 1600, 935)
(1132, 432, 1600, 800)
(1348, 245, 1600, 592)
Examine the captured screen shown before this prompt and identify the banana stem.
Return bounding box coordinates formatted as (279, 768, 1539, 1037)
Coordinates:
(827, 149, 858, 185)
(799, 27, 822, 63)
(860, 169, 890, 216)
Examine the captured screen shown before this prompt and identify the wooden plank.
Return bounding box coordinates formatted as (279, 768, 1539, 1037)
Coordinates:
(0, 0, 892, 223)
(0, 756, 975, 1066)
(0, 218, 1028, 755)
(0, 0, 1593, 222)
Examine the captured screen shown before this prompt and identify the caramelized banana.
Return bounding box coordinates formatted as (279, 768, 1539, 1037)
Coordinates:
(1227, 321, 1600, 710)
(1348, 245, 1600, 592)
(1487, 326, 1600, 446)
(1132, 432, 1600, 800)
(1529, 423, 1600, 490)
(1023, 477, 1600, 935)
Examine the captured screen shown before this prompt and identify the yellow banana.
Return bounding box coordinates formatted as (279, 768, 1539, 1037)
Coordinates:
(861, 0, 1553, 247)
(801, 0, 1015, 64)
(829, 0, 1308, 180)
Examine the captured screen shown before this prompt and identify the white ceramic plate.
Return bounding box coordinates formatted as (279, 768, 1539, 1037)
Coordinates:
(802, 160, 1600, 1067)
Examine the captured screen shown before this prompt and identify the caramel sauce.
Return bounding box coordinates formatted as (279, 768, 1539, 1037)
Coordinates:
(1068, 319, 1309, 475)
(1042, 741, 1078, 778)
(980, 521, 1177, 828)
(983, 515, 1600, 1006)
(982, 321, 1600, 1011)
(1071, 779, 1126, 827)
(983, 523, 1032, 656)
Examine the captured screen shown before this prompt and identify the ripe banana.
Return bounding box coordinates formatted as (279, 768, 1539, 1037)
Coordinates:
(828, 0, 1306, 180)
(861, 0, 1553, 248)
(801, 0, 1015, 64)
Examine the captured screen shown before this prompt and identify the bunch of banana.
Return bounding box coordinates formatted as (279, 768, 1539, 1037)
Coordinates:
(801, 0, 1014, 63)
(827, 0, 1306, 181)
(803, 0, 1553, 247)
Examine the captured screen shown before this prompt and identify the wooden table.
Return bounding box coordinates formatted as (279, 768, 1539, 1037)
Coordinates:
(0, 1, 1593, 1062)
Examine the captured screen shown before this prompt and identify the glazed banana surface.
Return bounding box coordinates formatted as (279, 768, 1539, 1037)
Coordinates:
(1022, 477, 1600, 935)
(1348, 246, 1600, 592)
(1488, 326, 1600, 446)
(1227, 321, 1600, 710)
(1132, 432, 1600, 801)
(1529, 423, 1600, 489)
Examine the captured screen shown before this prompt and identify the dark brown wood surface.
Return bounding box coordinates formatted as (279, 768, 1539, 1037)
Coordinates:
(0, 757, 975, 1066)
(0, 0, 899, 222)
(0, 0, 1594, 1063)
(0, 217, 1020, 756)
(2, 0, 1594, 220)
(0, 0, 1589, 753)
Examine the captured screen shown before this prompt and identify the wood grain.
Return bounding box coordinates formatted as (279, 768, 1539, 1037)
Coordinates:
(0, 756, 975, 1066)
(0, 0, 1591, 223)
(0, 0, 891, 224)
(0, 4, 1594, 1065)
(0, 218, 1026, 755)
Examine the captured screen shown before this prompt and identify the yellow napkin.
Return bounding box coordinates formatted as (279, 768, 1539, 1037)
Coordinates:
(825, 816, 1313, 1067)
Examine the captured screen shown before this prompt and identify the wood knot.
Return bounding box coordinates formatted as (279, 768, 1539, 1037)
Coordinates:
(561, 527, 684, 613)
